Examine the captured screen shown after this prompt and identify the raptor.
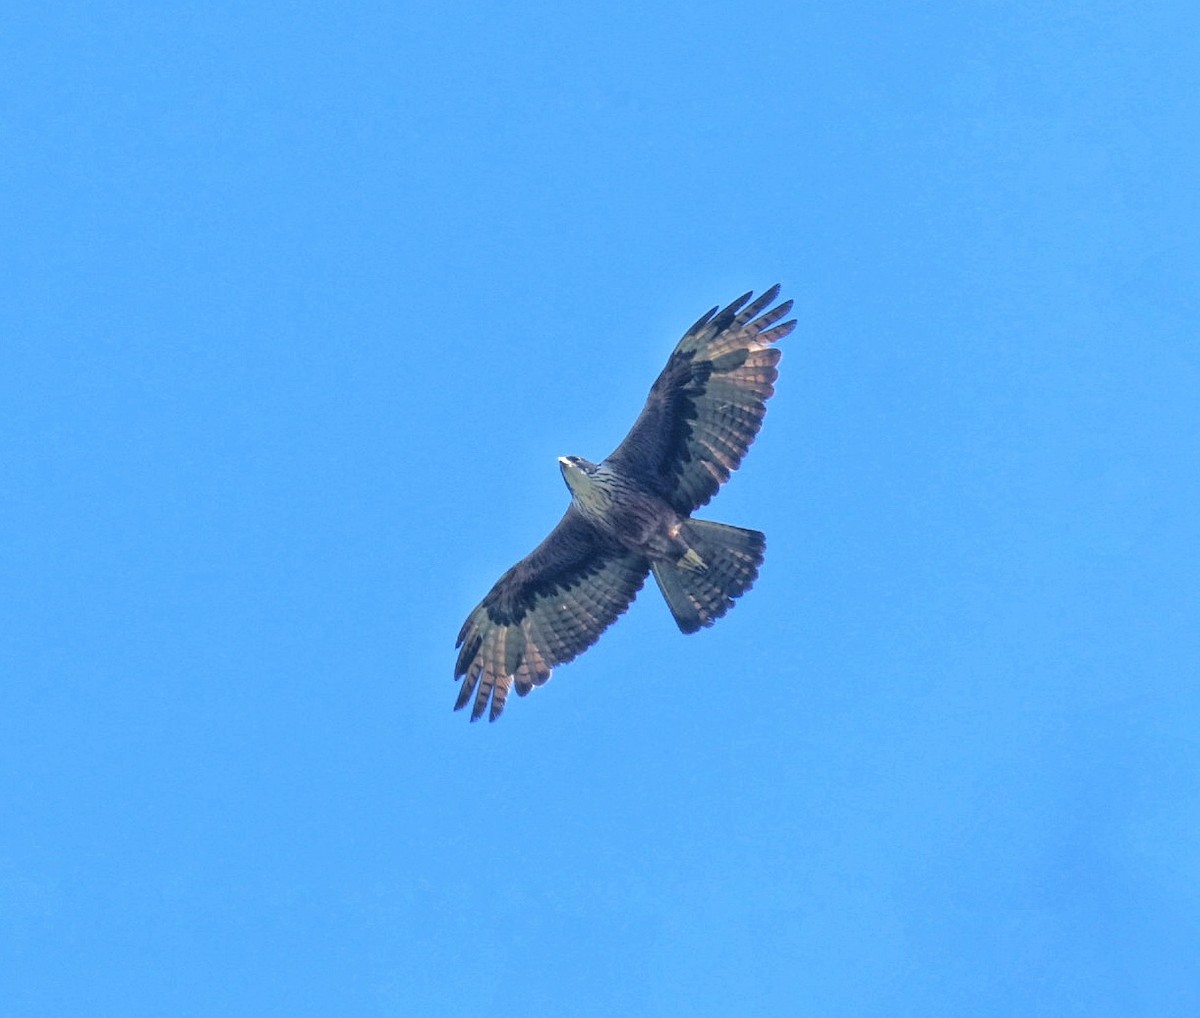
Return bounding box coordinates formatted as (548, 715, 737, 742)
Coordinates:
(454, 286, 795, 721)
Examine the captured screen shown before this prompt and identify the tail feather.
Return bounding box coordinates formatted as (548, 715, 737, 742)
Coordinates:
(651, 519, 765, 634)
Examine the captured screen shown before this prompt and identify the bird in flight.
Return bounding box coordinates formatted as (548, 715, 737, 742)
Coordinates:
(455, 286, 795, 721)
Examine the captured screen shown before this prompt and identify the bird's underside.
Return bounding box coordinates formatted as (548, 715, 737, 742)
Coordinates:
(454, 285, 795, 721)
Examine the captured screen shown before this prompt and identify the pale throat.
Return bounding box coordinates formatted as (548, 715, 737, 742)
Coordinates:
(568, 465, 616, 515)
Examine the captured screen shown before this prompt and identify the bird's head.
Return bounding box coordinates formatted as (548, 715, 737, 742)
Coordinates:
(558, 455, 599, 498)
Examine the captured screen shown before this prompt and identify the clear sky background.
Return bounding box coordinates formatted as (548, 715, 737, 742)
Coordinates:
(3, 3, 1198, 1015)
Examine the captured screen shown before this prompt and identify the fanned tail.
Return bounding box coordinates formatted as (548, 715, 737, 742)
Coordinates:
(650, 520, 765, 634)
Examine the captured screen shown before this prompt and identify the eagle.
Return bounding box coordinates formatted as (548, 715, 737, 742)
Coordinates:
(455, 285, 795, 721)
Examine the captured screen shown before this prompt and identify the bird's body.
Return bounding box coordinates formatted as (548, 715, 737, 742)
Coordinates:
(455, 286, 795, 721)
(559, 457, 687, 561)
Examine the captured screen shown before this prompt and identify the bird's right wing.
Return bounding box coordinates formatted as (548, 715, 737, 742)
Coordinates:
(454, 506, 649, 721)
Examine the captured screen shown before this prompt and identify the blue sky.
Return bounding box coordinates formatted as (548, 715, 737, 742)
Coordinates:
(3, 2, 1198, 1014)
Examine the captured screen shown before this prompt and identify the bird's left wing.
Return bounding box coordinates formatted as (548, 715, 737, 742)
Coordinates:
(606, 285, 795, 515)
(455, 506, 649, 721)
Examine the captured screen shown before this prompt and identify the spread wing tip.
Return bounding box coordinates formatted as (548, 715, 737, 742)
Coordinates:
(453, 666, 542, 722)
(686, 304, 721, 336)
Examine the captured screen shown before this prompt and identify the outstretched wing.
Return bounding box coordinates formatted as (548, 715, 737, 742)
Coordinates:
(606, 285, 795, 515)
(454, 506, 649, 722)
